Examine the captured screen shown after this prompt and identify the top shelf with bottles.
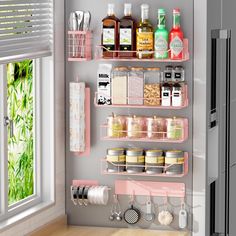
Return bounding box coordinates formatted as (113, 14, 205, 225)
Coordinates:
(95, 39, 189, 63)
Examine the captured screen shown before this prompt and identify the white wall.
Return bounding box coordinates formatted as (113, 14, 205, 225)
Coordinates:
(0, 0, 65, 235)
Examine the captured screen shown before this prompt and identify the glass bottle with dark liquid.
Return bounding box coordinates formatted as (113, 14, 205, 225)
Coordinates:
(119, 3, 136, 58)
(102, 4, 120, 58)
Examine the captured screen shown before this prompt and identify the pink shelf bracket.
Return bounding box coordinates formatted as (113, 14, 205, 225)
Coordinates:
(115, 180, 185, 198)
(72, 179, 98, 187)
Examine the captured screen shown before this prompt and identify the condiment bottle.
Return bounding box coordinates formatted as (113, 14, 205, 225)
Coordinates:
(172, 83, 183, 107)
(102, 4, 120, 58)
(154, 9, 169, 59)
(161, 81, 171, 106)
(136, 4, 153, 59)
(169, 8, 184, 60)
(119, 3, 136, 58)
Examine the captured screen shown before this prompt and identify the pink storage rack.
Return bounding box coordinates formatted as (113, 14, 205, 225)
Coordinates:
(68, 31, 92, 61)
(95, 38, 189, 62)
(115, 180, 185, 198)
(101, 152, 189, 178)
(72, 179, 98, 187)
(101, 118, 188, 143)
(94, 85, 188, 109)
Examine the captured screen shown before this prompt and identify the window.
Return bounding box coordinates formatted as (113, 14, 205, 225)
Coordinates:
(0, 0, 54, 224)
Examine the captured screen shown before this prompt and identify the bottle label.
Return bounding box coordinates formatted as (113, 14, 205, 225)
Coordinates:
(170, 36, 183, 56)
(103, 28, 115, 45)
(137, 32, 153, 51)
(120, 28, 132, 45)
(155, 35, 168, 55)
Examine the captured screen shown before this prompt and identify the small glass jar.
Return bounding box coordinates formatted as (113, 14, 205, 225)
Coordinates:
(161, 82, 171, 107)
(145, 150, 164, 174)
(126, 148, 145, 173)
(164, 65, 174, 82)
(106, 148, 126, 173)
(166, 117, 184, 140)
(112, 67, 128, 105)
(146, 116, 166, 139)
(173, 66, 185, 82)
(165, 150, 184, 175)
(127, 115, 146, 138)
(107, 114, 126, 138)
(172, 83, 183, 107)
(128, 67, 144, 105)
(144, 68, 162, 106)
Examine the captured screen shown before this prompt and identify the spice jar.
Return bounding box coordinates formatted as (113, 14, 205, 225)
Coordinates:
(144, 68, 161, 106)
(126, 148, 145, 173)
(107, 114, 126, 138)
(112, 67, 128, 105)
(106, 148, 126, 173)
(166, 117, 184, 140)
(145, 150, 164, 174)
(127, 115, 146, 138)
(173, 66, 185, 82)
(172, 83, 183, 107)
(146, 116, 166, 139)
(164, 65, 174, 82)
(161, 81, 171, 107)
(165, 150, 184, 175)
(128, 67, 144, 105)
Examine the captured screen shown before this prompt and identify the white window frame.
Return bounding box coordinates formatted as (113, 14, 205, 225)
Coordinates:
(0, 57, 54, 224)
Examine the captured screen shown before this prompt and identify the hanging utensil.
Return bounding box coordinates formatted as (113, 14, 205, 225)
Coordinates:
(83, 11, 91, 31)
(143, 196, 155, 222)
(68, 12, 78, 57)
(124, 195, 141, 225)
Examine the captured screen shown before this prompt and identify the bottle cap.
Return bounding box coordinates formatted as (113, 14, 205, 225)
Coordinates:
(124, 3, 132, 16)
(158, 8, 166, 15)
(173, 8, 180, 14)
(108, 3, 115, 16)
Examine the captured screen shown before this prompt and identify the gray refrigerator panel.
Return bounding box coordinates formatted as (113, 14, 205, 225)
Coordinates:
(65, 0, 193, 232)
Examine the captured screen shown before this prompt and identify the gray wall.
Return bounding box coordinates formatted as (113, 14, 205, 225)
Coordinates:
(65, 0, 193, 232)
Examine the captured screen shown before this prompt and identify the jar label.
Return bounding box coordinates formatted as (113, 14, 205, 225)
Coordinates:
(107, 155, 126, 162)
(126, 155, 144, 163)
(165, 157, 184, 164)
(137, 32, 153, 52)
(120, 28, 132, 45)
(103, 28, 115, 45)
(146, 156, 164, 164)
(170, 36, 183, 56)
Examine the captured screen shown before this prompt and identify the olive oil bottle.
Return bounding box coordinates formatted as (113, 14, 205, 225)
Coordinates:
(102, 4, 120, 58)
(136, 4, 154, 59)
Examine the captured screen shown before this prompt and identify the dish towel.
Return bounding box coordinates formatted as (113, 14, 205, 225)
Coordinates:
(70, 82, 85, 152)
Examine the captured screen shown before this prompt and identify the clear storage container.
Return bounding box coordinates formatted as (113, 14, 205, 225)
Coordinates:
(128, 67, 144, 105)
(107, 114, 126, 138)
(112, 67, 128, 105)
(144, 68, 162, 106)
(127, 115, 146, 138)
(166, 117, 184, 140)
(146, 116, 166, 139)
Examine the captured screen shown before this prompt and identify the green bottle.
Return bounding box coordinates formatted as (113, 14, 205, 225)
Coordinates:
(154, 9, 169, 59)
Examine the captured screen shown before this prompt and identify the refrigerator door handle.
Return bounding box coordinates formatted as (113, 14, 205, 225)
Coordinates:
(210, 29, 231, 236)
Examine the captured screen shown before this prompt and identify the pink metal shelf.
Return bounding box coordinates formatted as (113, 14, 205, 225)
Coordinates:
(101, 118, 188, 143)
(115, 180, 185, 198)
(101, 152, 188, 178)
(94, 85, 188, 109)
(72, 179, 98, 187)
(68, 31, 92, 61)
(95, 39, 189, 62)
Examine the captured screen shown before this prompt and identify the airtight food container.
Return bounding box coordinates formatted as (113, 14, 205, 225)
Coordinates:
(106, 148, 126, 173)
(165, 150, 184, 175)
(145, 149, 164, 174)
(126, 148, 144, 173)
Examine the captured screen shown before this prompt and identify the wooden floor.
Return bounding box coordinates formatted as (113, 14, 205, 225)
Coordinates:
(42, 226, 190, 236)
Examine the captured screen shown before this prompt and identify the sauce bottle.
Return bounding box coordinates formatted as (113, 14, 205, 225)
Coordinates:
(102, 4, 120, 58)
(169, 8, 184, 60)
(136, 4, 153, 59)
(154, 9, 169, 59)
(119, 3, 136, 58)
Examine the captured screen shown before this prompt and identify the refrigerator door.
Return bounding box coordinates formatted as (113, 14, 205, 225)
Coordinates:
(209, 29, 231, 236)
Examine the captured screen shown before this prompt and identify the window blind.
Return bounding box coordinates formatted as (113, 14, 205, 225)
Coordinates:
(0, 0, 53, 64)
